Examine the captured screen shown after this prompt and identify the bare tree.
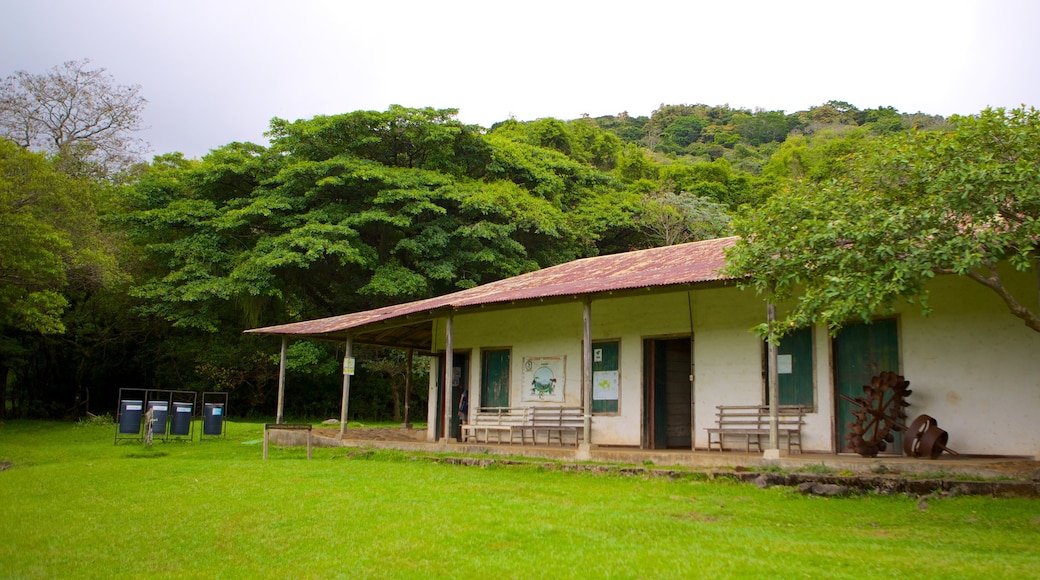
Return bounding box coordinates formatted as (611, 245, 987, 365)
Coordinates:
(0, 59, 148, 178)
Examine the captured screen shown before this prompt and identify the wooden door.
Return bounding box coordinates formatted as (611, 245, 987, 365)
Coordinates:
(833, 319, 900, 453)
(643, 338, 692, 449)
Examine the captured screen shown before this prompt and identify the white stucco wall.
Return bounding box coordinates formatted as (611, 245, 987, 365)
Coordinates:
(432, 268, 1040, 458)
(895, 270, 1040, 457)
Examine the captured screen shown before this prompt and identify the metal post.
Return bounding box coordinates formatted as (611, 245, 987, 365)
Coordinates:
(583, 298, 593, 444)
(339, 336, 353, 437)
(767, 303, 780, 452)
(443, 311, 454, 442)
(276, 337, 288, 424)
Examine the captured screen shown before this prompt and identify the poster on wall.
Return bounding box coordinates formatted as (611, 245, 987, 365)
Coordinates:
(593, 370, 619, 401)
(522, 356, 566, 402)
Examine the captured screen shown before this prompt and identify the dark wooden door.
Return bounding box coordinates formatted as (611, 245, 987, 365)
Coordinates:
(643, 338, 692, 449)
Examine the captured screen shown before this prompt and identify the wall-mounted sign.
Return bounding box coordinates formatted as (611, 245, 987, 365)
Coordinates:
(343, 356, 356, 376)
(522, 356, 566, 402)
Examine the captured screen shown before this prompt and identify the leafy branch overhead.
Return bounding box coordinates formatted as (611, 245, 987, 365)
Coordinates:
(727, 106, 1040, 338)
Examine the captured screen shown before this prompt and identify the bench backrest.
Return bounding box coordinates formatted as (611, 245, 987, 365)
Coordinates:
(715, 405, 806, 428)
(472, 407, 528, 426)
(528, 406, 584, 428)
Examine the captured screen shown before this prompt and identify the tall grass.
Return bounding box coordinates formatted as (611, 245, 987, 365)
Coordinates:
(1, 420, 1037, 578)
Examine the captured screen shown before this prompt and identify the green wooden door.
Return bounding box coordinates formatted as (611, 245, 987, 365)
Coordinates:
(833, 319, 900, 453)
(480, 349, 510, 409)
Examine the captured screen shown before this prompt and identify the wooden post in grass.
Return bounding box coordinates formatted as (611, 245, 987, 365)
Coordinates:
(144, 407, 154, 447)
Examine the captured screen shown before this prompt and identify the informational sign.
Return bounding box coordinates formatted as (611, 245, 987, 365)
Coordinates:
(343, 356, 356, 376)
(593, 370, 619, 401)
(522, 356, 566, 402)
(777, 354, 793, 375)
(593, 348, 603, 363)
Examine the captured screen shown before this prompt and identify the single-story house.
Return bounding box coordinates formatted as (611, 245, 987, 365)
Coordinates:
(246, 236, 1040, 459)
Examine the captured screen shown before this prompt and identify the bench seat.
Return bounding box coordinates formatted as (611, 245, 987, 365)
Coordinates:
(705, 405, 805, 453)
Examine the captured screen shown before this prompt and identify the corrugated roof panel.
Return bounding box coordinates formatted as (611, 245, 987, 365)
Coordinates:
(245, 236, 737, 338)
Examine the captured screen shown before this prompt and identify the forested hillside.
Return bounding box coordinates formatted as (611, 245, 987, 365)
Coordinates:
(0, 70, 963, 421)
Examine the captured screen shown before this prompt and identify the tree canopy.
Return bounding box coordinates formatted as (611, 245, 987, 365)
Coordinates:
(0, 59, 148, 179)
(726, 106, 1040, 338)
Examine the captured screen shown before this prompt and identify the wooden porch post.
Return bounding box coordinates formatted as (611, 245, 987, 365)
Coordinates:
(339, 336, 353, 437)
(583, 297, 593, 444)
(404, 348, 413, 427)
(443, 311, 454, 442)
(276, 337, 288, 425)
(766, 303, 780, 454)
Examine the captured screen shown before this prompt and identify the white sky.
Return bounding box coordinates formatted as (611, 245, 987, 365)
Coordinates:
(4, 0, 1040, 159)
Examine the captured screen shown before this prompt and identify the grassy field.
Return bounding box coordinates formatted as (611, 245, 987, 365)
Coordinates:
(1, 420, 1038, 579)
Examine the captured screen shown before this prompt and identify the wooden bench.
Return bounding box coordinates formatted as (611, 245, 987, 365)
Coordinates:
(461, 406, 585, 446)
(705, 405, 806, 453)
(460, 407, 527, 444)
(517, 406, 585, 447)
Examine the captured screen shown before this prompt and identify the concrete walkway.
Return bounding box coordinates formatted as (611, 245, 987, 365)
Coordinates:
(273, 428, 1039, 482)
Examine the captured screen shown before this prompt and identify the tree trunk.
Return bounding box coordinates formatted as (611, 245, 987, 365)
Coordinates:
(0, 361, 7, 420)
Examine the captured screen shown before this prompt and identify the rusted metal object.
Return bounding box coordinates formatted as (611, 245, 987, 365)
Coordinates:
(842, 372, 958, 459)
(841, 371, 912, 458)
(904, 414, 958, 459)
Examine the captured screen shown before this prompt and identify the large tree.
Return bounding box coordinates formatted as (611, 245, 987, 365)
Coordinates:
(0, 59, 148, 179)
(727, 107, 1040, 337)
(0, 139, 118, 417)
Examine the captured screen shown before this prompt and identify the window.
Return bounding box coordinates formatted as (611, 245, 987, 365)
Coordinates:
(480, 349, 510, 408)
(592, 340, 620, 413)
(765, 328, 814, 408)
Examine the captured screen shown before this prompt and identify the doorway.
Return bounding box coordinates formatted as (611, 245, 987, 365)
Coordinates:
(833, 318, 900, 453)
(435, 353, 468, 441)
(642, 337, 693, 449)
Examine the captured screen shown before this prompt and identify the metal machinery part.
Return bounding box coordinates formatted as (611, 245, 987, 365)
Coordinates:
(843, 371, 912, 458)
(842, 372, 958, 459)
(903, 414, 957, 459)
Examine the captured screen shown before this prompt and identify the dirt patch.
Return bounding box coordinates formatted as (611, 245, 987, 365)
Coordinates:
(313, 427, 427, 442)
(0, 462, 11, 472)
(979, 460, 1040, 480)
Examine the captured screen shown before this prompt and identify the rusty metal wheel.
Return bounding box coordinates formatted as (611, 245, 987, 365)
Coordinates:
(844, 371, 912, 457)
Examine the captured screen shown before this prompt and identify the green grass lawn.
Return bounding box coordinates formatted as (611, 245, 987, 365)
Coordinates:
(1, 420, 1038, 578)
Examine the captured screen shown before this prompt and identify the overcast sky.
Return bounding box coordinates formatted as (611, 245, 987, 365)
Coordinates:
(4, 0, 1039, 159)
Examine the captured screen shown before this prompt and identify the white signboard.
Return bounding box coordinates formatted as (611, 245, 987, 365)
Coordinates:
(777, 354, 793, 375)
(522, 356, 566, 402)
(593, 370, 619, 401)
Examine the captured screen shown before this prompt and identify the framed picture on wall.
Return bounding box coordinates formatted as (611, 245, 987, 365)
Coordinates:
(522, 356, 566, 402)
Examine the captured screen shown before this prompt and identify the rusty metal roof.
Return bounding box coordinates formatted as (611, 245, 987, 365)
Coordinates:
(245, 236, 738, 347)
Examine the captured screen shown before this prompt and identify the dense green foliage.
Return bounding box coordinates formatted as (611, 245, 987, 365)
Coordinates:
(727, 106, 1040, 338)
(0, 94, 980, 421)
(1, 421, 1038, 578)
